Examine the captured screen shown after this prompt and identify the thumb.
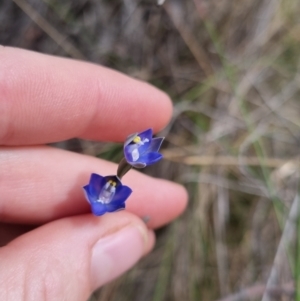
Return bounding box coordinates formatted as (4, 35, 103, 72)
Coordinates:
(0, 212, 154, 301)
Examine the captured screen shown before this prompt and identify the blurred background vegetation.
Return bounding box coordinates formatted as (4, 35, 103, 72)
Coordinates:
(2, 0, 300, 300)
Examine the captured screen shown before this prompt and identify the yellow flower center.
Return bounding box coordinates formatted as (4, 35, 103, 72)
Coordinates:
(133, 136, 141, 143)
(108, 180, 117, 187)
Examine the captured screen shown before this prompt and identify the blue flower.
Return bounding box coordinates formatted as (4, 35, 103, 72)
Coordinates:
(123, 128, 164, 168)
(83, 173, 132, 216)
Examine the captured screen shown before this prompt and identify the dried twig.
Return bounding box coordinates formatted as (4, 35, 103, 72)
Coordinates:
(162, 151, 298, 168)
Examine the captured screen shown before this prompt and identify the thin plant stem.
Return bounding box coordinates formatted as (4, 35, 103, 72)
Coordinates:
(117, 157, 132, 179)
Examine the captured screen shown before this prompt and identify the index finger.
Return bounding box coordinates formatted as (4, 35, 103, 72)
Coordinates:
(0, 46, 172, 145)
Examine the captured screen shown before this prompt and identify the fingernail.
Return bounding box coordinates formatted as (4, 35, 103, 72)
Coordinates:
(91, 225, 149, 290)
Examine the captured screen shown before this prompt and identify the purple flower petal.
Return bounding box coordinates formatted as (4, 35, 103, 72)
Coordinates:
(124, 144, 140, 163)
(83, 174, 132, 216)
(130, 161, 147, 168)
(90, 202, 109, 216)
(110, 185, 132, 205)
(83, 185, 97, 203)
(148, 137, 164, 153)
(138, 128, 153, 141)
(106, 203, 126, 212)
(123, 128, 164, 168)
(88, 173, 106, 198)
(138, 152, 163, 165)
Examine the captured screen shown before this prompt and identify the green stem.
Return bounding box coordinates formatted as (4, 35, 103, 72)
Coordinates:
(117, 157, 132, 179)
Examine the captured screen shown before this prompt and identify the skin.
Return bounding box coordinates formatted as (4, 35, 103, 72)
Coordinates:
(0, 47, 188, 301)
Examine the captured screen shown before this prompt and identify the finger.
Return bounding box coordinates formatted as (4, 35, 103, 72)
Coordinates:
(0, 146, 188, 228)
(0, 212, 155, 301)
(0, 223, 34, 247)
(0, 46, 172, 145)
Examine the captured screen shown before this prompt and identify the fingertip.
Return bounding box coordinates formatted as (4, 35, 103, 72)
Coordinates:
(90, 219, 154, 290)
(0, 47, 173, 144)
(157, 180, 189, 224)
(0, 212, 155, 300)
(125, 173, 188, 229)
(145, 229, 156, 254)
(90, 77, 174, 142)
(174, 182, 189, 214)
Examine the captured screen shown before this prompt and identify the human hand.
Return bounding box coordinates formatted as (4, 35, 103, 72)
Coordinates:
(0, 47, 187, 300)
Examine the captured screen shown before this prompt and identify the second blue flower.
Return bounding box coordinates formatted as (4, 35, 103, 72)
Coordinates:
(123, 128, 164, 168)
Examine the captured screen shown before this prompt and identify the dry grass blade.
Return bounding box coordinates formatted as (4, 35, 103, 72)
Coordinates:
(162, 152, 299, 168)
(261, 194, 300, 301)
(163, 1, 213, 76)
(214, 177, 230, 296)
(12, 0, 85, 59)
(215, 282, 294, 301)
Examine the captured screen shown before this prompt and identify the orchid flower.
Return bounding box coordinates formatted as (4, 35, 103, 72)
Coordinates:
(83, 173, 132, 216)
(123, 128, 164, 168)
